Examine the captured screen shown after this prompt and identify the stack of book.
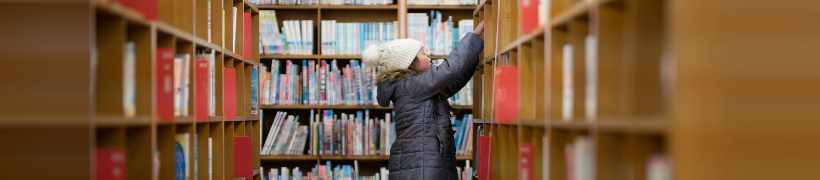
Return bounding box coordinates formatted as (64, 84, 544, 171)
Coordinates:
(320, 20, 398, 55)
(263, 161, 389, 180)
(257, 0, 394, 5)
(261, 111, 310, 155)
(408, 0, 477, 5)
(408, 11, 474, 56)
(259, 60, 379, 106)
(451, 113, 474, 156)
(260, 110, 397, 156)
(259, 10, 314, 55)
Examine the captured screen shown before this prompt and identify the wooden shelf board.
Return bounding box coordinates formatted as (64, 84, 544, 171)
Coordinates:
(262, 104, 472, 110)
(499, 27, 546, 55)
(94, 1, 152, 27)
(261, 104, 392, 110)
(94, 115, 152, 127)
(223, 50, 256, 65)
(260, 154, 473, 161)
(257, 4, 398, 10)
(595, 119, 669, 135)
(245, 1, 260, 13)
(407, 5, 477, 10)
(549, 0, 600, 27)
(195, 40, 222, 52)
(156, 117, 196, 125)
(548, 120, 593, 130)
(155, 21, 196, 43)
(473, 0, 490, 17)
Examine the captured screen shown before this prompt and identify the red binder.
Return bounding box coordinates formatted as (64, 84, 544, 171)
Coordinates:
(223, 67, 237, 120)
(494, 65, 519, 124)
(119, 0, 157, 20)
(477, 136, 491, 180)
(233, 136, 252, 180)
(156, 48, 174, 122)
(520, 0, 538, 34)
(243, 12, 253, 59)
(95, 147, 126, 180)
(194, 59, 209, 121)
(519, 143, 533, 180)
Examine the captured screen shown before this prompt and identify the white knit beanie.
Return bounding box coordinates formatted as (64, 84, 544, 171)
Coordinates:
(362, 39, 423, 71)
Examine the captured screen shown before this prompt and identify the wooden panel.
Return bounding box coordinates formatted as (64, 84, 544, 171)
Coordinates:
(158, 125, 177, 180)
(0, 4, 92, 123)
(216, 53, 225, 116)
(569, 19, 588, 120)
(519, 42, 535, 122)
(211, 0, 224, 46)
(197, 124, 211, 180)
(532, 36, 547, 120)
(95, 11, 127, 116)
(672, 0, 820, 179)
(210, 122, 226, 179)
(482, 1, 496, 58)
(196, 0, 210, 40)
(126, 126, 153, 180)
(224, 0, 235, 52)
(549, 29, 567, 121)
(128, 24, 154, 117)
(0, 126, 91, 179)
(224, 122, 236, 179)
(593, 1, 625, 118)
(497, 0, 518, 48)
(622, 0, 665, 116)
(159, 0, 175, 26)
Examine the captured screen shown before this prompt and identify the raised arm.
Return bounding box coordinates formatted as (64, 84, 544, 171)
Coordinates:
(405, 32, 484, 100)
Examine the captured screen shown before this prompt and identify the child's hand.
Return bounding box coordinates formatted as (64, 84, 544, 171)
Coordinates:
(473, 21, 485, 36)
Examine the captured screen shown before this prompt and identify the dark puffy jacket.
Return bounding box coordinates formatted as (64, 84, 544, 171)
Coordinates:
(378, 33, 483, 180)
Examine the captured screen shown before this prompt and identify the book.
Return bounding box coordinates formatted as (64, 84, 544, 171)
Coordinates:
(451, 113, 473, 155)
(175, 143, 186, 180)
(124, 41, 136, 117)
(494, 64, 519, 124)
(243, 12, 253, 59)
(174, 54, 192, 117)
(234, 136, 253, 180)
(95, 147, 126, 180)
(224, 67, 237, 120)
(320, 20, 398, 55)
(251, 66, 259, 115)
(208, 51, 216, 117)
(263, 110, 396, 156)
(156, 48, 175, 121)
(176, 133, 191, 180)
(519, 143, 533, 180)
(260, 10, 285, 54)
(208, 137, 213, 180)
(231, 6, 238, 51)
(408, 11, 474, 56)
(647, 154, 671, 180)
(566, 136, 594, 180)
(195, 56, 210, 121)
(584, 35, 598, 120)
(273, 0, 392, 5)
(520, 0, 539, 34)
(261, 60, 380, 105)
(477, 135, 491, 180)
(562, 44, 574, 121)
(538, 0, 549, 27)
(118, 0, 157, 20)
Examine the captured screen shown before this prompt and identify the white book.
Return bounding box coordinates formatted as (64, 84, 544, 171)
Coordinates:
(207, 0, 212, 42)
(232, 6, 238, 50)
(585, 35, 598, 120)
(261, 112, 282, 154)
(539, 0, 550, 27)
(273, 116, 296, 154)
(306, 20, 314, 54)
(124, 42, 136, 117)
(562, 44, 574, 121)
(208, 137, 213, 180)
(281, 167, 290, 180)
(208, 51, 216, 116)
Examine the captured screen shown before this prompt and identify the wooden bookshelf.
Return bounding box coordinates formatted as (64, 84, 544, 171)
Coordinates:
(473, 0, 672, 179)
(260, 155, 473, 161)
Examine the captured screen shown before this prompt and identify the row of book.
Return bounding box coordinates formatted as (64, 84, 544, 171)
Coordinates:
(431, 59, 473, 106)
(408, 11, 474, 56)
(261, 110, 396, 156)
(451, 113, 474, 155)
(261, 162, 475, 180)
(320, 20, 398, 55)
(259, 60, 379, 105)
(252, 0, 394, 5)
(95, 135, 253, 180)
(407, 0, 477, 5)
(260, 10, 314, 55)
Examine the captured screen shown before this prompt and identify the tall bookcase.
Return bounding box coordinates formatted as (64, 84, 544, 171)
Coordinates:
(473, 0, 669, 179)
(255, 0, 477, 177)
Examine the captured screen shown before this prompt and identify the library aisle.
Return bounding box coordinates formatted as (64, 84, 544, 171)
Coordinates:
(1, 0, 820, 180)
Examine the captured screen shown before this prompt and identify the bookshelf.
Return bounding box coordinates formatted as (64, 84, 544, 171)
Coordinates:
(255, 0, 478, 178)
(473, 0, 670, 180)
(91, 0, 262, 179)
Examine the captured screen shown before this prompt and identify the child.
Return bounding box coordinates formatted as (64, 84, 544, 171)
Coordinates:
(362, 22, 484, 180)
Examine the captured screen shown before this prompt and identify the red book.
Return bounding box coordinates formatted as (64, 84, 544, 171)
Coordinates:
(233, 136, 252, 180)
(520, 0, 538, 34)
(194, 59, 210, 121)
(477, 136, 492, 180)
(494, 65, 519, 124)
(223, 67, 237, 120)
(119, 0, 157, 20)
(95, 147, 126, 180)
(156, 48, 174, 122)
(519, 143, 533, 180)
(243, 12, 253, 59)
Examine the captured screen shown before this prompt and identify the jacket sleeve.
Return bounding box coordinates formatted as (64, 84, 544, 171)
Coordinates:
(405, 33, 484, 101)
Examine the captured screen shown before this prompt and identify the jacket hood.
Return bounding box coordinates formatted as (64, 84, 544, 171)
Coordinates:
(377, 80, 397, 107)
